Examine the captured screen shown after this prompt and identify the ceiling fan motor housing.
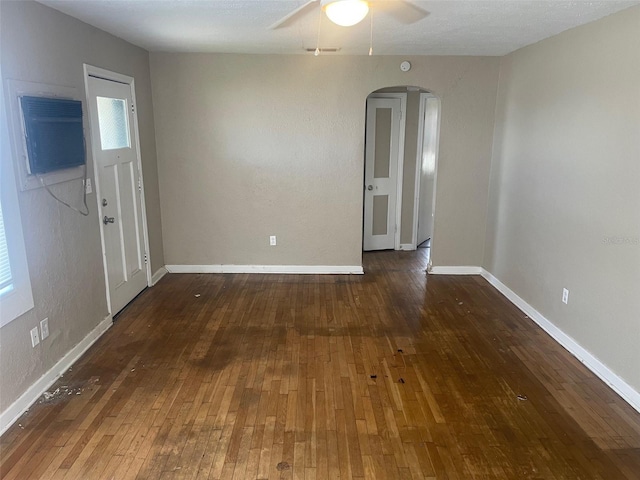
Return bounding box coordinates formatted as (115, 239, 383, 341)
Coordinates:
(322, 0, 370, 27)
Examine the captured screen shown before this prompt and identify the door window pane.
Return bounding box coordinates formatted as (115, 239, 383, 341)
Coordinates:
(374, 108, 392, 179)
(96, 97, 130, 150)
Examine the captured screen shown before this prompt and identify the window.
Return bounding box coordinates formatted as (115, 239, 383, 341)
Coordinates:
(96, 97, 130, 150)
(1, 74, 34, 327)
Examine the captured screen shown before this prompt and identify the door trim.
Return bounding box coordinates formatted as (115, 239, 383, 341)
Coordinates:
(367, 92, 406, 250)
(83, 64, 152, 314)
(412, 93, 441, 251)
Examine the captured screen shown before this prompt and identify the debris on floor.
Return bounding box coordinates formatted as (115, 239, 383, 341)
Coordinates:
(40, 385, 84, 403)
(43, 388, 60, 400)
(399, 378, 406, 384)
(194, 293, 201, 298)
(397, 349, 403, 353)
(39, 378, 98, 405)
(517, 394, 528, 401)
(370, 375, 377, 379)
(276, 462, 290, 471)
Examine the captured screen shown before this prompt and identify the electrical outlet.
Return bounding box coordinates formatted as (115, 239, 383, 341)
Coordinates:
(85, 178, 93, 194)
(40, 318, 49, 340)
(562, 288, 569, 305)
(30, 327, 40, 347)
(270, 235, 277, 246)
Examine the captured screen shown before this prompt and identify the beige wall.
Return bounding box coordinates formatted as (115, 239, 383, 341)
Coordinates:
(0, 1, 164, 410)
(484, 7, 640, 391)
(151, 53, 500, 267)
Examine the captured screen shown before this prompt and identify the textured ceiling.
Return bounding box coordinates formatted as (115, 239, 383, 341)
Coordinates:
(37, 0, 640, 56)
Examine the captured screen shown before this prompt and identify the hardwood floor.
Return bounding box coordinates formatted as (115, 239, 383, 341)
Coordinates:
(2, 249, 640, 479)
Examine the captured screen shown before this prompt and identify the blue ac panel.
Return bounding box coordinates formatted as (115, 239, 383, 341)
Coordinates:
(20, 96, 85, 174)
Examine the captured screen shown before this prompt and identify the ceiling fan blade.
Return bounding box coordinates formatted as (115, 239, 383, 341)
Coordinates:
(269, 0, 319, 29)
(374, 1, 430, 24)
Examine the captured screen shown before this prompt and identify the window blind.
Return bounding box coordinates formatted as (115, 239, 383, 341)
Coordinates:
(0, 200, 12, 293)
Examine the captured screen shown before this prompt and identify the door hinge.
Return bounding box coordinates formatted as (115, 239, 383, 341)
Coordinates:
(138, 178, 142, 192)
(144, 253, 148, 264)
(131, 103, 135, 114)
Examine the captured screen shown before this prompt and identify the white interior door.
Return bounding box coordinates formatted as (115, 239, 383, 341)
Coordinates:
(87, 75, 147, 314)
(363, 96, 402, 251)
(417, 96, 439, 245)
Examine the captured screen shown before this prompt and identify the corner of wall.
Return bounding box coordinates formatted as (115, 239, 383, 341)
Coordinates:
(480, 54, 507, 272)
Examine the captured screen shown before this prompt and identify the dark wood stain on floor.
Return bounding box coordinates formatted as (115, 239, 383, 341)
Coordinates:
(1, 249, 639, 479)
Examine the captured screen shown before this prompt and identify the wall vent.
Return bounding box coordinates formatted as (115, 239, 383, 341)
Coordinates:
(305, 47, 341, 53)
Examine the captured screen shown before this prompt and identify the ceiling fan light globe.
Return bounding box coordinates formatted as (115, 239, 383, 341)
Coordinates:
(324, 0, 369, 27)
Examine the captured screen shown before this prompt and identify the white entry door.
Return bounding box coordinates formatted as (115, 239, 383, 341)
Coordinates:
(86, 75, 148, 315)
(363, 96, 402, 251)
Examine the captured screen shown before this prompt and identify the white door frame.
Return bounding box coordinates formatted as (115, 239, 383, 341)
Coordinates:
(411, 92, 441, 252)
(366, 92, 407, 250)
(83, 64, 152, 314)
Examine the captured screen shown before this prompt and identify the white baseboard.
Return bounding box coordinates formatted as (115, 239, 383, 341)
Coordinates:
(151, 266, 168, 286)
(481, 268, 640, 414)
(165, 265, 364, 275)
(398, 244, 416, 251)
(0, 315, 113, 436)
(429, 266, 482, 275)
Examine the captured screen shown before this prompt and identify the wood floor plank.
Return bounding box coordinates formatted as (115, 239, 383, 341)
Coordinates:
(2, 249, 640, 478)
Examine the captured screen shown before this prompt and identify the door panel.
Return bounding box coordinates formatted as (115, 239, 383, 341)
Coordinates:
(87, 76, 147, 314)
(372, 195, 389, 236)
(101, 164, 126, 288)
(364, 97, 402, 251)
(417, 97, 439, 245)
(121, 161, 143, 278)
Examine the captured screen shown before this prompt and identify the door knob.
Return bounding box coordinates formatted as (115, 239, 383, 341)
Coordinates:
(367, 185, 373, 191)
(102, 199, 108, 207)
(103, 216, 115, 225)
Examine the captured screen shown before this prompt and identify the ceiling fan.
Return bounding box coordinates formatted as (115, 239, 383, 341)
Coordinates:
(269, 0, 429, 29)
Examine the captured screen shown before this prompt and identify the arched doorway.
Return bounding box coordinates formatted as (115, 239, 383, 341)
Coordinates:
(362, 86, 441, 266)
